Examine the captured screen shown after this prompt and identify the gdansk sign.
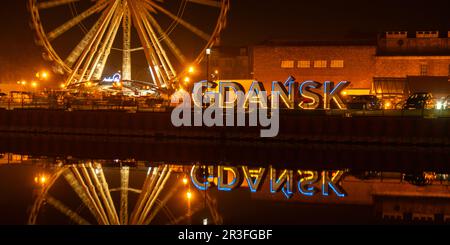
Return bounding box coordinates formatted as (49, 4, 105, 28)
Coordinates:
(171, 77, 350, 137)
(189, 76, 350, 110)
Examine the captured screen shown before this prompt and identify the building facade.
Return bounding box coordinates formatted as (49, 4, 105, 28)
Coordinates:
(244, 31, 450, 97)
(251, 41, 376, 89)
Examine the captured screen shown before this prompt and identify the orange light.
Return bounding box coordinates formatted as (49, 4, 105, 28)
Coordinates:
(214, 70, 219, 74)
(182, 177, 188, 185)
(34, 174, 48, 186)
(341, 91, 347, 96)
(41, 71, 49, 79)
(31, 82, 38, 88)
(186, 191, 192, 200)
(184, 77, 190, 83)
(188, 66, 195, 74)
(21, 81, 27, 85)
(60, 83, 65, 89)
(40, 176, 47, 184)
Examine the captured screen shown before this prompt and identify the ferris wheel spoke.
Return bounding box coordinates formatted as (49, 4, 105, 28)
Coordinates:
(47, 0, 110, 41)
(66, 0, 119, 85)
(63, 168, 109, 224)
(46, 195, 91, 225)
(119, 167, 130, 225)
(130, 167, 158, 224)
(89, 6, 124, 80)
(144, 177, 180, 225)
(122, 4, 132, 81)
(90, 163, 120, 225)
(139, 6, 176, 81)
(65, 12, 105, 68)
(187, 0, 221, 8)
(77, 2, 121, 83)
(76, 165, 112, 224)
(37, 0, 80, 9)
(137, 166, 172, 224)
(146, 13, 187, 65)
(128, 1, 165, 87)
(147, 1, 212, 41)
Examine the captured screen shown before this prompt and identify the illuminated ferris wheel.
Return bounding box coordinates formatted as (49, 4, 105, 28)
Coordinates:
(28, 163, 223, 225)
(28, 0, 230, 89)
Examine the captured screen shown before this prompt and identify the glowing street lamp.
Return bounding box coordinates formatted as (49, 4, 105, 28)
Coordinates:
(188, 66, 195, 74)
(184, 77, 190, 84)
(31, 81, 38, 88)
(182, 177, 189, 185)
(186, 191, 192, 200)
(41, 71, 49, 79)
(205, 48, 211, 107)
(36, 71, 49, 80)
(34, 174, 48, 186)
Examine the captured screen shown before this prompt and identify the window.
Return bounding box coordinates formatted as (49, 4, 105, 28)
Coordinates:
(314, 60, 327, 68)
(420, 64, 428, 76)
(330, 60, 344, 68)
(281, 60, 294, 68)
(298, 60, 311, 68)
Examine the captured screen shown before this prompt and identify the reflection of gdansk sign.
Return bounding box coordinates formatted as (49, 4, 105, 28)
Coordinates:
(190, 165, 347, 199)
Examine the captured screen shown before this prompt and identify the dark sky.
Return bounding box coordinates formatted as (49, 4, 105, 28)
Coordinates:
(0, 0, 449, 81)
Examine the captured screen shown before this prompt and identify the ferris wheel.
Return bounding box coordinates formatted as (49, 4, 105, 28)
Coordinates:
(28, 0, 230, 89)
(28, 163, 223, 225)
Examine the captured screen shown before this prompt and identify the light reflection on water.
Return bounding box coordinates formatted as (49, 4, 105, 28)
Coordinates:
(1, 153, 450, 225)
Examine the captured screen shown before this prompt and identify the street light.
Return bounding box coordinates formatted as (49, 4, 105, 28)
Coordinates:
(188, 66, 195, 74)
(182, 177, 189, 185)
(41, 71, 49, 79)
(36, 71, 49, 80)
(186, 191, 192, 200)
(205, 48, 211, 108)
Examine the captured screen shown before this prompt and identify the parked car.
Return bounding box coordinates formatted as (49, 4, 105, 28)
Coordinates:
(345, 95, 382, 110)
(436, 95, 449, 110)
(402, 92, 434, 109)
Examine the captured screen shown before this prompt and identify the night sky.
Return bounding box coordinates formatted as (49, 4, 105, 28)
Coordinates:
(0, 0, 449, 81)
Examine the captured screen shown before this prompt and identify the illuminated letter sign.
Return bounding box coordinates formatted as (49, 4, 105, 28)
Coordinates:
(103, 73, 121, 83)
(193, 77, 349, 110)
(190, 165, 347, 199)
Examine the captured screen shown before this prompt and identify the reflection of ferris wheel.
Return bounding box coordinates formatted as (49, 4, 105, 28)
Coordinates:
(28, 0, 230, 89)
(28, 163, 222, 225)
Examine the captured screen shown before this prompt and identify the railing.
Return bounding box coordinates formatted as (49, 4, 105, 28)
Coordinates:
(0, 97, 449, 117)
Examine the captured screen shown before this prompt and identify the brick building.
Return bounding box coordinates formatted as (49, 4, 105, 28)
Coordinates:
(251, 41, 377, 89)
(209, 46, 251, 80)
(239, 31, 450, 97)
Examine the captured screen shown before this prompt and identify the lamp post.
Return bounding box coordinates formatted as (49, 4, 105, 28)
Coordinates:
(205, 48, 211, 108)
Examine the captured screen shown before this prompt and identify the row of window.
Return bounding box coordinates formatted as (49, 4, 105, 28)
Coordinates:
(281, 60, 344, 69)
